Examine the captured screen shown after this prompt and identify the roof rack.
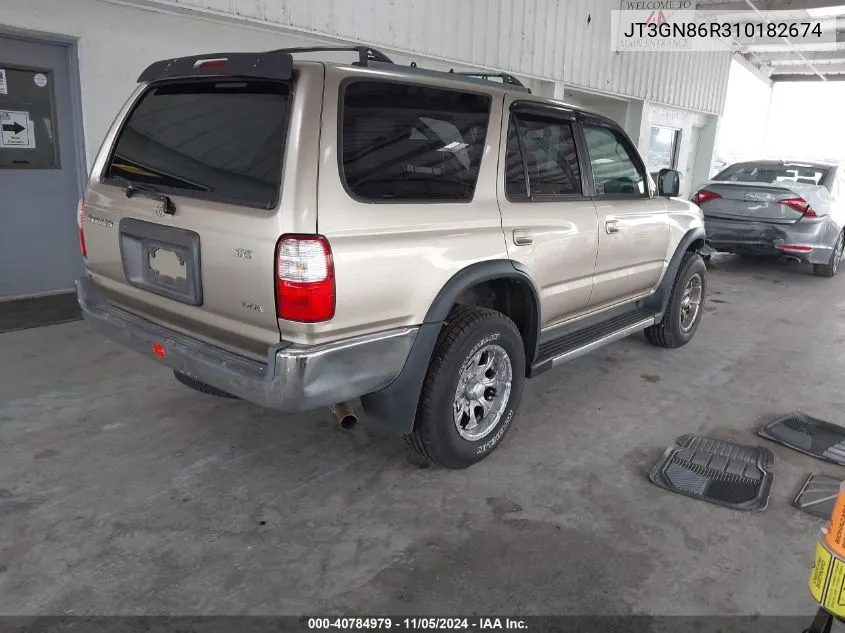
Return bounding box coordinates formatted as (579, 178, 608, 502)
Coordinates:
(448, 70, 527, 88)
(267, 45, 394, 66)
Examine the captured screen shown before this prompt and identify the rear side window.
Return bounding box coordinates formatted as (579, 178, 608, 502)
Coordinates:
(341, 81, 491, 202)
(105, 80, 290, 209)
(506, 114, 582, 199)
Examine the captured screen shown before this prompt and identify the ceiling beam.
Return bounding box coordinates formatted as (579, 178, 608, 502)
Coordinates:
(771, 72, 845, 81)
(771, 61, 845, 73)
(753, 49, 845, 63)
(702, 0, 845, 10)
(745, 30, 845, 52)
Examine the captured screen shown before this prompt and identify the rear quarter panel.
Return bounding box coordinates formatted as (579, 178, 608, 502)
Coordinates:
(285, 65, 510, 346)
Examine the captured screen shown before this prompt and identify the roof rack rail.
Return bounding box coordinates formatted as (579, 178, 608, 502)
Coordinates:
(267, 45, 394, 66)
(448, 70, 526, 88)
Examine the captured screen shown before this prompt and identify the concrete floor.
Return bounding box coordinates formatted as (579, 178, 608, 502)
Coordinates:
(2, 254, 844, 616)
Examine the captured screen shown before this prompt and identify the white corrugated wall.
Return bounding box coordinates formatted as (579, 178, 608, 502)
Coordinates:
(118, 0, 732, 114)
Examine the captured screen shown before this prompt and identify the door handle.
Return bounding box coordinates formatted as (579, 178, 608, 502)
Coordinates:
(513, 229, 533, 245)
(605, 220, 622, 234)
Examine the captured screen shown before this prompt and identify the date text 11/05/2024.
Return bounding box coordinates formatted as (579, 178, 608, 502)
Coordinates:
(623, 21, 823, 39)
(307, 618, 528, 631)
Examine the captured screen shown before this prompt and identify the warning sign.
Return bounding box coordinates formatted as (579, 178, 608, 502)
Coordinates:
(0, 69, 6, 95)
(809, 536, 845, 618)
(811, 538, 833, 604)
(0, 110, 35, 149)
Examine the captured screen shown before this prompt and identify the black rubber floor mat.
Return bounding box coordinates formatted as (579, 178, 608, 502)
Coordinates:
(758, 412, 845, 466)
(649, 434, 773, 511)
(0, 292, 81, 333)
(794, 473, 842, 519)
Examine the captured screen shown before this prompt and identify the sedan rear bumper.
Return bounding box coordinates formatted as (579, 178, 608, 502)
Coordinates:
(76, 276, 418, 412)
(704, 216, 834, 265)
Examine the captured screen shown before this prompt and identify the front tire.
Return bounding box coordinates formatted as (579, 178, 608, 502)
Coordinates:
(813, 231, 844, 278)
(406, 306, 526, 469)
(645, 252, 706, 349)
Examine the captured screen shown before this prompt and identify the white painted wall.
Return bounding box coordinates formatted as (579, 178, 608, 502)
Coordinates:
(636, 102, 716, 199)
(1, 0, 486, 168)
(1, 0, 728, 181)
(1, 0, 314, 167)
(116, 0, 732, 114)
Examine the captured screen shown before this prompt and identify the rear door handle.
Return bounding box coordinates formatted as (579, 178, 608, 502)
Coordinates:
(513, 229, 533, 245)
(605, 220, 621, 234)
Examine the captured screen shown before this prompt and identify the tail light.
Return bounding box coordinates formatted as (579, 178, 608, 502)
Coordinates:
(692, 189, 722, 205)
(776, 244, 814, 252)
(275, 235, 335, 322)
(777, 196, 818, 217)
(193, 57, 228, 69)
(77, 196, 87, 258)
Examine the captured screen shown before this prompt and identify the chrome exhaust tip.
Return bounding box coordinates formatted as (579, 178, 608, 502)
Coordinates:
(330, 401, 358, 431)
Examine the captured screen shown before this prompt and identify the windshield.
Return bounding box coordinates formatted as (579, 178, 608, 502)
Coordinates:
(105, 79, 290, 209)
(713, 162, 829, 186)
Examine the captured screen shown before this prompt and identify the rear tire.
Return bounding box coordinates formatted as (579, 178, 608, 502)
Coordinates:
(173, 371, 237, 399)
(813, 231, 844, 278)
(645, 252, 706, 349)
(406, 306, 525, 469)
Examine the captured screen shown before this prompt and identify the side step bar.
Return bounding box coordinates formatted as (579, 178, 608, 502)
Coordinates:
(530, 310, 656, 377)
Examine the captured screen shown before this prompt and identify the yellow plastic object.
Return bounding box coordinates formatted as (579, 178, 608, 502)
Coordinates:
(809, 534, 845, 617)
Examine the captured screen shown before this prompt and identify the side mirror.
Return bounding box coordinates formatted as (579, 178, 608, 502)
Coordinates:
(658, 168, 681, 198)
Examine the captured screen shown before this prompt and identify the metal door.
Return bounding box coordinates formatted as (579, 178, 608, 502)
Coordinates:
(496, 97, 599, 330)
(580, 120, 671, 310)
(0, 35, 83, 299)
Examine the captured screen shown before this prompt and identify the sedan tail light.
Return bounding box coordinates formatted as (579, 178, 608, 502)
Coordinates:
(777, 196, 818, 217)
(274, 235, 335, 322)
(692, 189, 722, 205)
(77, 197, 87, 258)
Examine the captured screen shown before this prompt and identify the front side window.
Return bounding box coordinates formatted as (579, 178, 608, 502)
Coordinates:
(582, 123, 646, 196)
(341, 81, 491, 202)
(505, 113, 582, 199)
(105, 79, 290, 209)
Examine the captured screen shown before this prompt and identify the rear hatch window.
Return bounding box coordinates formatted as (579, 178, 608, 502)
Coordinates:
(105, 79, 290, 209)
(713, 163, 828, 186)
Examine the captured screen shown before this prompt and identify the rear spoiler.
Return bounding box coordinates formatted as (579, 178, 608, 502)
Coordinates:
(137, 51, 293, 83)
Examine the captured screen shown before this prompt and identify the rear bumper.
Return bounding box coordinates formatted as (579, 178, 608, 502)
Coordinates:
(76, 276, 418, 412)
(704, 216, 834, 265)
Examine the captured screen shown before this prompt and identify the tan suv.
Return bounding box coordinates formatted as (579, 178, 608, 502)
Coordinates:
(76, 46, 706, 469)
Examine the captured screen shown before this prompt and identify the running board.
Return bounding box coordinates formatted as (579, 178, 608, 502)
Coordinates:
(530, 310, 656, 376)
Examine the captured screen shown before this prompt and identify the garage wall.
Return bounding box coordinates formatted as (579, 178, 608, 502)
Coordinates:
(0, 0, 316, 168)
(114, 0, 732, 114)
(636, 103, 717, 199)
(0, 0, 528, 169)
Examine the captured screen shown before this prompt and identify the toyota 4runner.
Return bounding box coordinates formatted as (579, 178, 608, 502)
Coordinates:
(76, 46, 706, 469)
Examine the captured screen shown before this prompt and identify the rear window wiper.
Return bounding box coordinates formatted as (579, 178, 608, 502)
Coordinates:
(111, 176, 175, 215)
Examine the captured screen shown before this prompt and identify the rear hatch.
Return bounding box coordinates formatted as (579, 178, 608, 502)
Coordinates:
(83, 63, 292, 360)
